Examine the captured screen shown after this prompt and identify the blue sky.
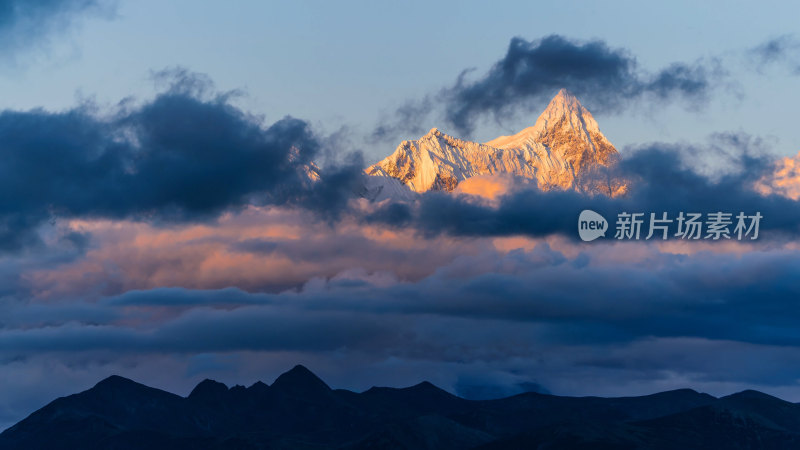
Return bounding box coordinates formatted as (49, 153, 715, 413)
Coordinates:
(3, 0, 800, 162)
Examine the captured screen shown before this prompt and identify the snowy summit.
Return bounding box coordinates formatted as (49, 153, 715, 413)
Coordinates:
(365, 89, 626, 200)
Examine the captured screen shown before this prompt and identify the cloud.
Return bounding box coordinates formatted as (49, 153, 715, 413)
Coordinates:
(374, 35, 723, 139)
(756, 151, 800, 200)
(9, 239, 800, 354)
(20, 207, 499, 300)
(444, 35, 720, 135)
(454, 371, 549, 400)
(0, 70, 363, 252)
(748, 35, 800, 74)
(0, 305, 393, 354)
(453, 174, 526, 201)
(371, 97, 434, 143)
(0, 0, 115, 56)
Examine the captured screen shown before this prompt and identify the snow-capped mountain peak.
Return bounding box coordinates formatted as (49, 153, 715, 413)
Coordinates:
(365, 90, 625, 201)
(487, 89, 600, 149)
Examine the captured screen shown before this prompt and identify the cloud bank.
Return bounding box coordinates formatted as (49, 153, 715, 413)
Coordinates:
(0, 71, 362, 251)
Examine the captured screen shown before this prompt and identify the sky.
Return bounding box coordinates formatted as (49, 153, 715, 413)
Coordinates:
(2, 0, 800, 431)
(3, 0, 800, 158)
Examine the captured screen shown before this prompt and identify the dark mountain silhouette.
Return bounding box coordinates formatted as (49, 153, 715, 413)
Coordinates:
(2, 365, 800, 449)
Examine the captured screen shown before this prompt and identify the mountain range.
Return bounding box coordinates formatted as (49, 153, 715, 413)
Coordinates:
(3, 365, 800, 449)
(364, 89, 627, 201)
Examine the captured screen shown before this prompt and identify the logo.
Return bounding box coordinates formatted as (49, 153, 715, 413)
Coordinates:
(577, 210, 762, 242)
(578, 209, 608, 242)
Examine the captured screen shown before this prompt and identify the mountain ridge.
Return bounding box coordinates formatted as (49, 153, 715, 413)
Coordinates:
(3, 366, 800, 449)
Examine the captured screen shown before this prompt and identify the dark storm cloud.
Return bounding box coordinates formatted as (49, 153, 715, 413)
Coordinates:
(374, 35, 722, 139)
(444, 35, 719, 135)
(0, 0, 114, 52)
(0, 71, 363, 251)
(367, 134, 800, 241)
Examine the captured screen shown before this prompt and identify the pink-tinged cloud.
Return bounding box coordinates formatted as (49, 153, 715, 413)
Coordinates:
(23, 206, 503, 300)
(453, 174, 527, 201)
(756, 151, 800, 200)
(23, 190, 791, 303)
